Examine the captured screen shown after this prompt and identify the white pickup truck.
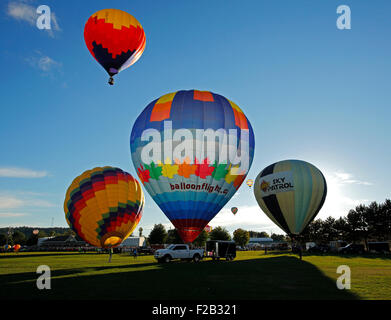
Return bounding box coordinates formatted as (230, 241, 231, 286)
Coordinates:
(154, 244, 204, 263)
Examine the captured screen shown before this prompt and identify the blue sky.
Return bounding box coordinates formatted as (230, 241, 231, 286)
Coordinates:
(1, 0, 390, 236)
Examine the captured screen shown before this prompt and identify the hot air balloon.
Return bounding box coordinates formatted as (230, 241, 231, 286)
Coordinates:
(84, 8, 146, 85)
(246, 179, 253, 188)
(13, 244, 21, 252)
(64, 166, 144, 248)
(254, 160, 327, 236)
(231, 207, 238, 215)
(130, 90, 255, 243)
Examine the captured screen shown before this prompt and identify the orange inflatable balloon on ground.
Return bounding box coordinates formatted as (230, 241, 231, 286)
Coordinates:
(84, 8, 146, 85)
(64, 166, 144, 248)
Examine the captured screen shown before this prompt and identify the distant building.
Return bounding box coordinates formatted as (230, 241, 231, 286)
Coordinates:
(247, 237, 288, 250)
(248, 237, 273, 244)
(37, 237, 54, 247)
(38, 235, 87, 248)
(119, 236, 146, 248)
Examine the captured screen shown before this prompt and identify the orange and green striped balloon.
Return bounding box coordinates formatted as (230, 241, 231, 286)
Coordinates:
(64, 166, 144, 248)
(84, 8, 146, 84)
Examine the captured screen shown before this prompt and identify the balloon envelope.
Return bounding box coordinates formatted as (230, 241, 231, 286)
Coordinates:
(231, 207, 238, 215)
(254, 160, 327, 236)
(84, 9, 146, 80)
(130, 90, 255, 242)
(64, 166, 144, 248)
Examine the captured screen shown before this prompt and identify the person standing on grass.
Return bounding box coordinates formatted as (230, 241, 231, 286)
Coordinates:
(108, 247, 113, 263)
(133, 247, 138, 259)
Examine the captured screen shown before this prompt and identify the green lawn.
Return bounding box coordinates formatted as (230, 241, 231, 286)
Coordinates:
(0, 251, 390, 300)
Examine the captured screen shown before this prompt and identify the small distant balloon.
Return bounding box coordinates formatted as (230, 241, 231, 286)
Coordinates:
(231, 207, 238, 215)
(246, 179, 254, 188)
(204, 225, 212, 233)
(13, 244, 21, 252)
(33, 229, 39, 235)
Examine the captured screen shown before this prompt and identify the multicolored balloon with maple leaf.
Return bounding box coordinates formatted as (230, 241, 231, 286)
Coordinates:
(130, 90, 255, 242)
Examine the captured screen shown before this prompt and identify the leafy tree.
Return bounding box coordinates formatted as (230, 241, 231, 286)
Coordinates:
(166, 229, 183, 244)
(321, 217, 338, 242)
(26, 234, 39, 246)
(366, 200, 390, 241)
(209, 226, 231, 241)
(302, 219, 324, 243)
(248, 231, 269, 238)
(333, 217, 350, 240)
(270, 233, 285, 241)
(12, 230, 26, 245)
(148, 224, 167, 244)
(38, 230, 48, 238)
(346, 204, 370, 245)
(193, 230, 208, 247)
(0, 233, 6, 246)
(381, 199, 391, 240)
(233, 228, 250, 247)
(258, 231, 270, 238)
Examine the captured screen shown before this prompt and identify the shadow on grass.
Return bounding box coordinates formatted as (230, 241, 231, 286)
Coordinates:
(262, 250, 391, 260)
(0, 255, 358, 300)
(0, 253, 89, 259)
(304, 253, 391, 260)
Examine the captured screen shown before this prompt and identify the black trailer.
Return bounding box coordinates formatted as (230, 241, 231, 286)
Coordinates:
(205, 240, 236, 261)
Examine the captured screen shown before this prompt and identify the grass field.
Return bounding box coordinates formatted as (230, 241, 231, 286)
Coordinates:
(1, 251, 390, 300)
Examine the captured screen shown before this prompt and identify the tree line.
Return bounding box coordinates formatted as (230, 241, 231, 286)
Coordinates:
(1, 200, 389, 247)
(0, 227, 73, 246)
(301, 199, 391, 246)
(147, 200, 391, 248)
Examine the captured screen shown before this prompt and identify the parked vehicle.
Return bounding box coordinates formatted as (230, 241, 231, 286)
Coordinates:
(138, 247, 155, 255)
(154, 244, 204, 263)
(205, 240, 236, 261)
(307, 244, 330, 254)
(367, 242, 390, 254)
(329, 240, 348, 252)
(338, 243, 365, 254)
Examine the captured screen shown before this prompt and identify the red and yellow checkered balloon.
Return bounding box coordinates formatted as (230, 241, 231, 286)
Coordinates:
(84, 9, 146, 83)
(64, 167, 144, 248)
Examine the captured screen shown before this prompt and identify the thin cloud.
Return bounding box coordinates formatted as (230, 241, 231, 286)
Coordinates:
(7, 1, 36, 25)
(0, 167, 48, 178)
(0, 195, 54, 209)
(333, 171, 372, 186)
(25, 50, 62, 75)
(37, 55, 61, 72)
(7, 1, 61, 37)
(0, 196, 24, 209)
(0, 212, 28, 217)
